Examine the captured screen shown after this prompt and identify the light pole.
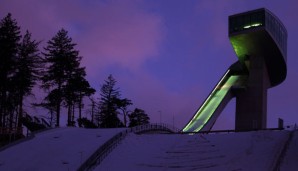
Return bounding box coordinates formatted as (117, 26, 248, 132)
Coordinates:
(173, 114, 175, 127)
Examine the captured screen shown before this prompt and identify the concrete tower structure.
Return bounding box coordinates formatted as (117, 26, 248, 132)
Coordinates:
(182, 8, 287, 132)
(229, 8, 287, 131)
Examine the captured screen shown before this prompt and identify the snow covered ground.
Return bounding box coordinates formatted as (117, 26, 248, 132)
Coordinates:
(0, 127, 125, 171)
(97, 130, 289, 171)
(280, 130, 298, 171)
(0, 128, 293, 171)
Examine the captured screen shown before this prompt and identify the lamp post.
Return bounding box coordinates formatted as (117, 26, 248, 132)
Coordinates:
(173, 114, 175, 127)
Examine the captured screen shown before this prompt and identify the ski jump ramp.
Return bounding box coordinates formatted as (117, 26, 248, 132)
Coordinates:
(182, 8, 287, 133)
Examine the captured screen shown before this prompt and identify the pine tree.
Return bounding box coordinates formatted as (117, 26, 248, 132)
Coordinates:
(98, 75, 123, 128)
(128, 108, 150, 127)
(42, 28, 80, 127)
(34, 89, 59, 127)
(73, 76, 95, 127)
(15, 30, 40, 128)
(64, 71, 95, 126)
(89, 97, 97, 124)
(0, 13, 21, 127)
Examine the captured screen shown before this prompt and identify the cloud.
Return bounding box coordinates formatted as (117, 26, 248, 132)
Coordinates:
(76, 1, 165, 70)
(0, 0, 169, 125)
(3, 0, 296, 129)
(110, 69, 206, 128)
(0, 0, 165, 75)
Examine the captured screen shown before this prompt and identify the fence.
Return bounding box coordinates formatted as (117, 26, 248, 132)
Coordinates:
(271, 130, 296, 171)
(77, 129, 129, 171)
(0, 127, 23, 144)
(180, 127, 285, 134)
(131, 123, 179, 134)
(77, 123, 179, 171)
(0, 127, 22, 135)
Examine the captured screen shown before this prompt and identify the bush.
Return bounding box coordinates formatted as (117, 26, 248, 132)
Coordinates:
(77, 118, 97, 128)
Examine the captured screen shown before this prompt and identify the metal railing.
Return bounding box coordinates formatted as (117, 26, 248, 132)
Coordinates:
(77, 125, 294, 171)
(77, 129, 129, 171)
(272, 130, 296, 171)
(131, 123, 179, 134)
(180, 127, 284, 134)
(77, 123, 179, 171)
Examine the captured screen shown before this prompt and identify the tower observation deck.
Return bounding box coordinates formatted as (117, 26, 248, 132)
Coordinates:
(229, 8, 287, 87)
(182, 8, 287, 132)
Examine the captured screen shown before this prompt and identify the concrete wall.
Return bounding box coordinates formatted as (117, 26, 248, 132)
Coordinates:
(235, 55, 270, 131)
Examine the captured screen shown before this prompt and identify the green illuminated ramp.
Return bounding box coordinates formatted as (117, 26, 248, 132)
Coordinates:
(182, 69, 246, 132)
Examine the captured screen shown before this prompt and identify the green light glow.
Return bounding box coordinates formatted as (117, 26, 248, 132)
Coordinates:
(243, 23, 262, 29)
(182, 70, 230, 132)
(229, 36, 249, 64)
(182, 73, 242, 133)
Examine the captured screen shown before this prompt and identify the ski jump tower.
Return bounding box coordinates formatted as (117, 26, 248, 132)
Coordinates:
(182, 8, 287, 132)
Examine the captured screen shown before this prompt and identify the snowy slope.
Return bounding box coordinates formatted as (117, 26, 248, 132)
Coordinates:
(0, 127, 125, 171)
(97, 131, 288, 171)
(0, 128, 291, 171)
(280, 130, 298, 171)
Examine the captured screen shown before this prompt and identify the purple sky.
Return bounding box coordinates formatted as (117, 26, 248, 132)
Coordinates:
(1, 0, 298, 129)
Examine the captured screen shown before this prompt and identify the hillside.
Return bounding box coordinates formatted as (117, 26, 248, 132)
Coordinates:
(0, 128, 296, 171)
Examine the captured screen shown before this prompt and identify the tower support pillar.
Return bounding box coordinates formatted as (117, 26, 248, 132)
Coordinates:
(235, 55, 270, 131)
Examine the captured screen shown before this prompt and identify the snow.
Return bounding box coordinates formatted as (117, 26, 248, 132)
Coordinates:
(0, 128, 293, 171)
(96, 130, 289, 171)
(280, 130, 298, 171)
(0, 127, 125, 171)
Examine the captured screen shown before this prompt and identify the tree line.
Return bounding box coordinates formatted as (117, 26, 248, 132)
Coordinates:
(0, 13, 150, 130)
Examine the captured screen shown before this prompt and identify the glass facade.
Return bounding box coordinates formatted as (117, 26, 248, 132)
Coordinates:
(229, 8, 287, 57)
(265, 11, 287, 56)
(229, 10, 265, 34)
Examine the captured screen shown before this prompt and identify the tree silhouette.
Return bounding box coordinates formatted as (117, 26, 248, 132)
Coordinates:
(128, 108, 150, 127)
(0, 14, 96, 130)
(64, 73, 95, 126)
(116, 98, 132, 127)
(33, 92, 57, 127)
(42, 28, 84, 127)
(76, 77, 95, 126)
(98, 75, 123, 128)
(0, 13, 21, 127)
(15, 30, 41, 128)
